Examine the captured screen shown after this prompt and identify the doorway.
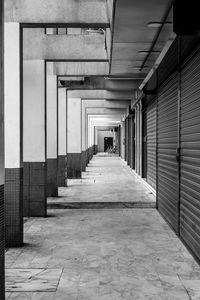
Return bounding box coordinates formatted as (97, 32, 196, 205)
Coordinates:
(104, 137, 113, 152)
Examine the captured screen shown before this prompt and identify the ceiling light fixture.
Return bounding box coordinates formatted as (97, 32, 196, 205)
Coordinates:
(138, 50, 161, 55)
(147, 21, 172, 28)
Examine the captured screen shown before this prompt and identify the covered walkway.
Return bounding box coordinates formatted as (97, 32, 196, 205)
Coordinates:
(48, 153, 155, 209)
(5, 156, 200, 300)
(2, 1, 200, 299)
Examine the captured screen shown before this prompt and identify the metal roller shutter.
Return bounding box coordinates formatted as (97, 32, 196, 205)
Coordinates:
(118, 125, 121, 157)
(131, 114, 135, 170)
(147, 99, 156, 190)
(180, 48, 200, 261)
(125, 117, 128, 162)
(128, 116, 132, 166)
(142, 103, 147, 178)
(157, 73, 179, 233)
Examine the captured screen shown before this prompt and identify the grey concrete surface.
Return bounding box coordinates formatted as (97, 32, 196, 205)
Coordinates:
(5, 154, 200, 299)
(48, 154, 156, 207)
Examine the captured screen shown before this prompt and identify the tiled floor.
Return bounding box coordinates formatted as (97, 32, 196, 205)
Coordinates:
(5, 154, 200, 299)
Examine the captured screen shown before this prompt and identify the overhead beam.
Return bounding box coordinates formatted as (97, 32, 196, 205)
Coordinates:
(23, 28, 107, 60)
(86, 108, 126, 114)
(68, 90, 133, 100)
(5, 0, 108, 23)
(59, 76, 140, 91)
(82, 99, 130, 108)
(49, 62, 109, 76)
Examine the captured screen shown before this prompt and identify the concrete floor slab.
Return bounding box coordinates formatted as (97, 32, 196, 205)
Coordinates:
(5, 209, 200, 299)
(5, 154, 200, 299)
(48, 154, 156, 208)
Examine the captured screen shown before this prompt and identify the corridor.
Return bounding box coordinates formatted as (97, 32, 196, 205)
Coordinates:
(48, 153, 155, 209)
(5, 155, 200, 300)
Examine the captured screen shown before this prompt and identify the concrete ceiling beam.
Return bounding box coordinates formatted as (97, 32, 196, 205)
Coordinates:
(82, 99, 130, 108)
(5, 0, 108, 23)
(59, 76, 141, 91)
(23, 29, 107, 60)
(48, 62, 109, 76)
(86, 108, 126, 114)
(68, 90, 133, 100)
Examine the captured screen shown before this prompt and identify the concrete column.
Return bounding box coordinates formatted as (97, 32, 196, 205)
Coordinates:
(58, 88, 67, 186)
(87, 116, 92, 160)
(93, 126, 98, 154)
(4, 23, 23, 247)
(81, 101, 87, 171)
(23, 60, 46, 217)
(0, 3, 5, 298)
(86, 118, 94, 162)
(94, 127, 99, 154)
(67, 97, 82, 179)
(113, 128, 119, 153)
(46, 75, 58, 197)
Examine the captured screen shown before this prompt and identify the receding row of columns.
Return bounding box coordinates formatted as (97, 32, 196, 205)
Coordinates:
(4, 34, 124, 247)
(1, 3, 127, 299)
(1, 22, 130, 300)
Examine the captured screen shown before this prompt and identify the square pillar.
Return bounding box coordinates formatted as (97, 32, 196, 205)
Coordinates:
(5, 23, 23, 247)
(67, 96, 82, 179)
(58, 88, 67, 186)
(23, 60, 46, 217)
(46, 74, 58, 196)
(81, 101, 87, 171)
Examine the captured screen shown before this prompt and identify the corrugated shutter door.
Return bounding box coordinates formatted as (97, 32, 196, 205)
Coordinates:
(157, 73, 179, 233)
(180, 49, 200, 261)
(128, 116, 131, 166)
(142, 104, 147, 178)
(125, 118, 128, 162)
(131, 114, 135, 169)
(147, 100, 156, 190)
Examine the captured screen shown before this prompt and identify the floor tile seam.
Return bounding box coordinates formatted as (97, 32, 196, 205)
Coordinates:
(177, 274, 193, 300)
(55, 267, 65, 293)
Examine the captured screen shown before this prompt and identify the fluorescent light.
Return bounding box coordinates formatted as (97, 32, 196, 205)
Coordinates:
(147, 21, 172, 28)
(138, 50, 161, 55)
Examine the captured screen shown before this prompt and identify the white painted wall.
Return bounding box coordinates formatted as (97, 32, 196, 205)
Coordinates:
(58, 88, 67, 156)
(4, 23, 20, 168)
(88, 118, 95, 147)
(23, 60, 45, 162)
(67, 97, 81, 153)
(81, 101, 86, 151)
(98, 130, 114, 152)
(47, 75, 57, 158)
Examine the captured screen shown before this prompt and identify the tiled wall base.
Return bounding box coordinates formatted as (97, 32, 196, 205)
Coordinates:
(67, 153, 82, 179)
(5, 168, 23, 247)
(57, 155, 67, 187)
(84, 146, 95, 168)
(47, 159, 58, 197)
(88, 145, 94, 161)
(81, 151, 87, 172)
(94, 145, 98, 154)
(86, 149, 90, 165)
(23, 162, 46, 217)
(0, 185, 5, 299)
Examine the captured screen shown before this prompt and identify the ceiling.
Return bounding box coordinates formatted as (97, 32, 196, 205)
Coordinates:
(110, 0, 174, 80)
